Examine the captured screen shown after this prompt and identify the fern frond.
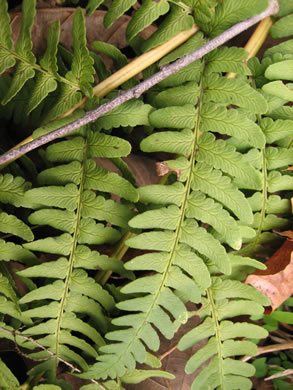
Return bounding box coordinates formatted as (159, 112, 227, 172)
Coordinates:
(12, 112, 138, 374)
(178, 278, 269, 389)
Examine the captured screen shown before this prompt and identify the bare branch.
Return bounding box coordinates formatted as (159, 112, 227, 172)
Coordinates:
(0, 0, 279, 166)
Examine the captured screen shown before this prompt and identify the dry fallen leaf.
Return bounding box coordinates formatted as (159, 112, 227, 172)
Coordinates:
(246, 238, 293, 313)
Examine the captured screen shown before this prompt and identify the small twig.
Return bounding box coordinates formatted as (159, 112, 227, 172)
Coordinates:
(241, 341, 293, 362)
(159, 344, 178, 361)
(0, 326, 106, 390)
(0, 0, 279, 166)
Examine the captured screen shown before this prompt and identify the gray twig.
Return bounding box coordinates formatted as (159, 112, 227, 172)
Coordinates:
(0, 0, 279, 166)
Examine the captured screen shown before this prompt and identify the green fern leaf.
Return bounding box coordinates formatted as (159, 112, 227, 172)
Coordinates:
(74, 245, 134, 278)
(266, 195, 290, 214)
(2, 63, 35, 105)
(228, 254, 266, 271)
(25, 184, 79, 211)
(45, 137, 85, 162)
(17, 257, 69, 279)
(42, 83, 82, 122)
(86, 0, 105, 16)
(210, 0, 268, 38)
(0, 1, 16, 74)
(261, 117, 293, 143)
(26, 74, 58, 115)
(126, 0, 170, 42)
(142, 5, 194, 51)
(262, 80, 293, 101)
(192, 163, 253, 224)
(37, 162, 82, 186)
(0, 296, 31, 324)
(121, 369, 175, 384)
(149, 104, 196, 129)
(1, 0, 36, 104)
(140, 128, 193, 155)
(19, 280, 65, 303)
(0, 211, 33, 241)
(265, 146, 293, 169)
(84, 160, 139, 201)
(268, 171, 293, 192)
(78, 219, 121, 244)
(126, 231, 175, 252)
(81, 191, 135, 228)
(203, 74, 268, 114)
(22, 313, 105, 346)
(252, 213, 289, 231)
(88, 132, 131, 157)
(270, 14, 293, 38)
(0, 239, 37, 263)
(212, 279, 269, 306)
(197, 132, 262, 189)
(180, 219, 231, 274)
(28, 209, 76, 233)
(14, 0, 36, 63)
(154, 82, 200, 107)
(65, 8, 95, 97)
(97, 100, 152, 130)
(159, 31, 205, 67)
(186, 191, 242, 250)
(46, 330, 99, 358)
(92, 41, 128, 68)
(138, 182, 185, 206)
(205, 46, 251, 75)
(104, 0, 136, 28)
(0, 174, 31, 207)
(200, 103, 266, 149)
(125, 245, 211, 289)
(159, 60, 202, 87)
(26, 21, 60, 114)
(220, 320, 268, 340)
(32, 109, 84, 138)
(0, 273, 18, 303)
(40, 20, 60, 77)
(264, 39, 293, 57)
(0, 357, 20, 390)
(129, 205, 179, 230)
(265, 59, 293, 81)
(23, 234, 72, 255)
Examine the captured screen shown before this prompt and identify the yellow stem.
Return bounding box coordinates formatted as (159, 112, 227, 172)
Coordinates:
(62, 25, 199, 118)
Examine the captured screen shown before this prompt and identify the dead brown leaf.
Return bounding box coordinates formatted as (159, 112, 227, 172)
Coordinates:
(245, 238, 293, 313)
